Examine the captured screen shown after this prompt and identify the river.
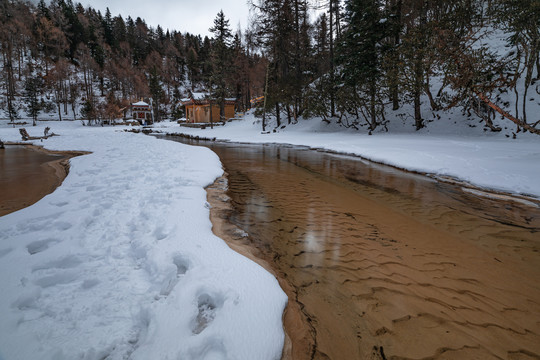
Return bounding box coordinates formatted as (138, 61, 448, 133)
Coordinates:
(163, 136, 540, 360)
(0, 145, 66, 216)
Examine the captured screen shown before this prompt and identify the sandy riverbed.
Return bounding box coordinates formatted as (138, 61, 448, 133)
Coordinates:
(204, 146, 540, 360)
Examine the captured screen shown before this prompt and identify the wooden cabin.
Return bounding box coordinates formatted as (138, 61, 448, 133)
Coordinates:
(181, 93, 236, 123)
(131, 100, 152, 124)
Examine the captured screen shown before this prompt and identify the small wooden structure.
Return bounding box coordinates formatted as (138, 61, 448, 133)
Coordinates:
(181, 93, 236, 123)
(131, 100, 152, 124)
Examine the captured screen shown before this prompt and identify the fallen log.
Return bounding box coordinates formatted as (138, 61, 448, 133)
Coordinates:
(19, 128, 56, 141)
(474, 90, 540, 135)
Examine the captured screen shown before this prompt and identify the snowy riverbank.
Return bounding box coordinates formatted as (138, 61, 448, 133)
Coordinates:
(0, 121, 287, 360)
(157, 113, 540, 200)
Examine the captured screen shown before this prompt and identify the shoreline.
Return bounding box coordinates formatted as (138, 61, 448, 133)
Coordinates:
(163, 132, 540, 206)
(0, 144, 88, 217)
(206, 175, 310, 360)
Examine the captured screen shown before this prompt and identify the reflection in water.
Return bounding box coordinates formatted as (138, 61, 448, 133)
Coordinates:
(0, 146, 64, 216)
(164, 137, 540, 360)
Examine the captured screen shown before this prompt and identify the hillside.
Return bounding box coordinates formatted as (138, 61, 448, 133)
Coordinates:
(0, 0, 538, 136)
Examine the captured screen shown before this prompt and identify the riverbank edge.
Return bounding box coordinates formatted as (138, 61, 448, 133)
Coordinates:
(206, 174, 318, 360)
(163, 131, 540, 208)
(0, 143, 89, 217)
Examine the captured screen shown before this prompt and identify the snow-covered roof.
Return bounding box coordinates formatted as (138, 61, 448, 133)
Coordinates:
(191, 92, 208, 100)
(180, 93, 236, 105)
(132, 101, 149, 106)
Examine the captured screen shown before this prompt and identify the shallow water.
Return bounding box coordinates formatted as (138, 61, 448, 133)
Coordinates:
(0, 146, 64, 216)
(165, 137, 540, 360)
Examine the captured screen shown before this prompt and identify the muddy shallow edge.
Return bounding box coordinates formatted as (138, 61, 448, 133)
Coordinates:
(205, 174, 313, 360)
(0, 143, 89, 217)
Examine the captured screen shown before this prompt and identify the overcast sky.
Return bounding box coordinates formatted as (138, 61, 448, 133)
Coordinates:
(82, 0, 252, 37)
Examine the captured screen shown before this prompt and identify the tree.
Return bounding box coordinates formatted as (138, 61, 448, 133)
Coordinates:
(400, 0, 430, 130)
(338, 0, 388, 131)
(35, 16, 67, 74)
(46, 58, 70, 121)
(491, 0, 540, 125)
(24, 71, 43, 126)
(209, 10, 233, 120)
(251, 0, 296, 128)
(386, 0, 402, 111)
(146, 51, 164, 122)
(0, 0, 24, 124)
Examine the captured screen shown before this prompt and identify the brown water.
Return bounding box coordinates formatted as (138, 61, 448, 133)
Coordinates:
(166, 137, 540, 360)
(0, 146, 66, 216)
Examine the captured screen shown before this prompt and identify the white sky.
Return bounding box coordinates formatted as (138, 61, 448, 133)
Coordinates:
(82, 0, 252, 37)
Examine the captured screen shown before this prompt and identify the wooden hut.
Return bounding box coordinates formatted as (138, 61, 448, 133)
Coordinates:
(181, 93, 236, 123)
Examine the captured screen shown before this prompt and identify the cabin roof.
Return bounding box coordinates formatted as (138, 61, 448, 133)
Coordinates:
(191, 92, 208, 100)
(132, 101, 149, 106)
(181, 94, 237, 106)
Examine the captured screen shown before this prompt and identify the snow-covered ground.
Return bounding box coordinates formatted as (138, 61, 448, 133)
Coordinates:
(157, 112, 540, 200)
(0, 121, 287, 360)
(0, 109, 538, 359)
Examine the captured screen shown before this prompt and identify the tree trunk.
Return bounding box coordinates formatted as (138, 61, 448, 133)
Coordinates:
(329, 0, 335, 117)
(424, 75, 439, 111)
(209, 99, 214, 129)
(414, 54, 423, 130)
(56, 98, 63, 121)
(286, 104, 291, 124)
(475, 90, 540, 135)
(391, 0, 402, 111)
(522, 39, 538, 124)
(3, 43, 17, 123)
(370, 81, 377, 131)
(275, 102, 281, 128)
(414, 0, 427, 130)
(63, 80, 68, 115)
(262, 64, 269, 132)
(220, 101, 225, 121)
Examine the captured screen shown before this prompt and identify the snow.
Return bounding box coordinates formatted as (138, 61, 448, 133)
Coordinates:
(157, 112, 540, 199)
(0, 121, 287, 360)
(191, 93, 208, 101)
(132, 101, 150, 106)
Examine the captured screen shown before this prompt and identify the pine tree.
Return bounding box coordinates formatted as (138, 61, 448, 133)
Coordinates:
(146, 51, 164, 123)
(209, 10, 233, 120)
(24, 72, 43, 126)
(103, 8, 115, 49)
(252, 0, 296, 127)
(338, 0, 388, 131)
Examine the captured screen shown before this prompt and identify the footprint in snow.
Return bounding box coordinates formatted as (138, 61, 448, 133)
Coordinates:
(27, 238, 61, 255)
(191, 292, 224, 335)
(53, 221, 72, 231)
(159, 255, 190, 296)
(188, 337, 228, 360)
(173, 255, 190, 276)
(33, 270, 80, 288)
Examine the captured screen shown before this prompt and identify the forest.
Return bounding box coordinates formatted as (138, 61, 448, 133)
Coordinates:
(0, 0, 539, 134)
